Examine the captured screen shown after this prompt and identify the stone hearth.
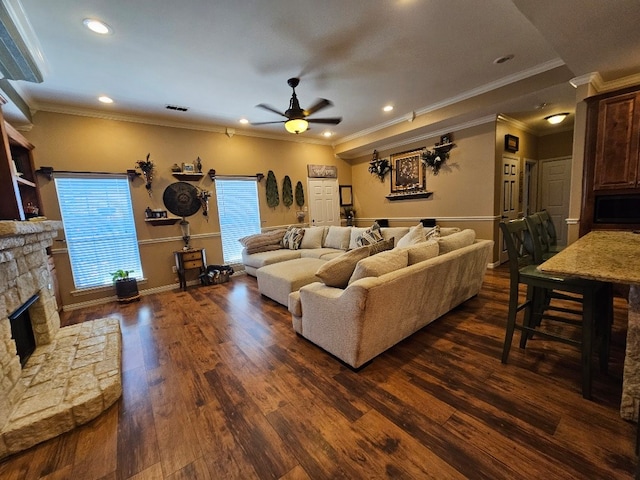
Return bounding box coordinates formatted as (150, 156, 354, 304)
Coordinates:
(0, 220, 122, 459)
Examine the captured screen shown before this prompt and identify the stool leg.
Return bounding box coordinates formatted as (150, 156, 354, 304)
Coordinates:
(502, 279, 522, 363)
(581, 289, 596, 400)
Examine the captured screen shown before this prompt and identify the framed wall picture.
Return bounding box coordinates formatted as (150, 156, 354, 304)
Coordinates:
(390, 149, 425, 194)
(307, 164, 338, 178)
(339, 185, 353, 206)
(182, 162, 195, 173)
(505, 134, 519, 153)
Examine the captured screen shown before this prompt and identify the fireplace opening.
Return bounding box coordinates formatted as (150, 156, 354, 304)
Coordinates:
(9, 293, 40, 366)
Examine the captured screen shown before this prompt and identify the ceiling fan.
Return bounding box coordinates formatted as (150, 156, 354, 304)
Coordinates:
(252, 77, 342, 134)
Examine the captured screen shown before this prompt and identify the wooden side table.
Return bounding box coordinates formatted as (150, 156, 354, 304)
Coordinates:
(174, 249, 206, 291)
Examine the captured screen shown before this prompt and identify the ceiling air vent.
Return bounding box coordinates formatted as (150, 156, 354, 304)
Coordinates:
(165, 105, 188, 112)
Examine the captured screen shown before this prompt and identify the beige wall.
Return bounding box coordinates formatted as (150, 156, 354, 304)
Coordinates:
(346, 122, 497, 251)
(26, 111, 348, 308)
(538, 129, 574, 160)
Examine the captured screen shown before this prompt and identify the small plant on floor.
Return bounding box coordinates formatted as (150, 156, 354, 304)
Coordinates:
(111, 269, 132, 282)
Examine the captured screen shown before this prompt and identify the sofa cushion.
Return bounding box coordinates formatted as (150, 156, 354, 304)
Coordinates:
(349, 249, 409, 284)
(239, 228, 287, 254)
(439, 227, 461, 236)
(300, 226, 326, 249)
(348, 227, 368, 250)
(381, 227, 410, 246)
(324, 226, 351, 250)
(396, 223, 425, 248)
(356, 222, 384, 247)
(368, 237, 394, 255)
(300, 248, 344, 259)
(402, 239, 439, 265)
(315, 245, 370, 288)
(437, 229, 476, 254)
(282, 226, 305, 250)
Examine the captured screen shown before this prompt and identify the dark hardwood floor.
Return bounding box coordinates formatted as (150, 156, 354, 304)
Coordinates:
(1, 266, 637, 479)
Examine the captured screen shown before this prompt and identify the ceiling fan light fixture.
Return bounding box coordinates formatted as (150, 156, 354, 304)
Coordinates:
(285, 118, 308, 134)
(545, 112, 569, 124)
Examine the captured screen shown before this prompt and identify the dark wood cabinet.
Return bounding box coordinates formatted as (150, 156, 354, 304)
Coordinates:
(581, 85, 640, 235)
(0, 103, 41, 221)
(593, 91, 640, 190)
(174, 249, 206, 290)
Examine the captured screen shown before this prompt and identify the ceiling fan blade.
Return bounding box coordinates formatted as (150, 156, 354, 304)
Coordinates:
(250, 120, 286, 125)
(256, 103, 288, 118)
(304, 98, 332, 116)
(307, 117, 342, 125)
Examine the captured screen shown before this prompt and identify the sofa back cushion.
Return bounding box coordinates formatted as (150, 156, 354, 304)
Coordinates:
(402, 239, 440, 265)
(239, 228, 287, 254)
(282, 226, 305, 249)
(300, 226, 327, 249)
(349, 249, 409, 284)
(437, 229, 476, 254)
(315, 245, 370, 288)
(439, 227, 461, 237)
(380, 227, 410, 246)
(323, 226, 352, 250)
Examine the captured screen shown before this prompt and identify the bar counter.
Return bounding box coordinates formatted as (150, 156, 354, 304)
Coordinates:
(539, 230, 640, 420)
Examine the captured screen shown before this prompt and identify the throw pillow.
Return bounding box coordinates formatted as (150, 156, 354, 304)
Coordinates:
(238, 228, 287, 254)
(402, 238, 439, 265)
(300, 226, 326, 249)
(437, 229, 476, 254)
(315, 245, 370, 288)
(356, 222, 384, 246)
(424, 225, 441, 240)
(396, 223, 425, 248)
(348, 227, 367, 250)
(324, 226, 352, 250)
(368, 237, 394, 255)
(281, 227, 305, 250)
(349, 249, 409, 284)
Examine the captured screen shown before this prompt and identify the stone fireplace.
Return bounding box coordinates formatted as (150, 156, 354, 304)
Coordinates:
(0, 221, 122, 459)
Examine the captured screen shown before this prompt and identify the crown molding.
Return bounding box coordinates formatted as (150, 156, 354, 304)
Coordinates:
(339, 58, 566, 145)
(570, 72, 604, 90)
(497, 114, 536, 135)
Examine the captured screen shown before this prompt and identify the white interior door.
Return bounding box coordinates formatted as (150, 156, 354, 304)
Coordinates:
(308, 178, 339, 227)
(539, 157, 571, 247)
(499, 156, 520, 264)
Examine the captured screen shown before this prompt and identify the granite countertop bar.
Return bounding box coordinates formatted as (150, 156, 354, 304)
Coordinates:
(539, 230, 640, 285)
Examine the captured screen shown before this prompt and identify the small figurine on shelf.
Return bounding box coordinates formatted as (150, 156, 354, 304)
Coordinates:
(195, 156, 202, 173)
(136, 153, 154, 195)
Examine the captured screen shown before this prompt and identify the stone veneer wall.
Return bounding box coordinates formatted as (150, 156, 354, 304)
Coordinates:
(0, 220, 62, 430)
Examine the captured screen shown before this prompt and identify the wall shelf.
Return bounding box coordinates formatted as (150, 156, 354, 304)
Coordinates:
(145, 218, 181, 226)
(385, 191, 433, 201)
(172, 172, 204, 181)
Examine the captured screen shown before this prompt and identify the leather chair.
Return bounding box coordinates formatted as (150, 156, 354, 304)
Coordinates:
(499, 218, 612, 399)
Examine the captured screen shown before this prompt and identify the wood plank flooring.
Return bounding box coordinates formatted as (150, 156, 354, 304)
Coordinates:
(1, 266, 637, 479)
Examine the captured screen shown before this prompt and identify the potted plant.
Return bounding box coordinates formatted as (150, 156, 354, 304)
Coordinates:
(111, 269, 140, 302)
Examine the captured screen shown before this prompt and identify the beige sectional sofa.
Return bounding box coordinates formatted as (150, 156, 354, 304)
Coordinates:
(288, 235, 493, 368)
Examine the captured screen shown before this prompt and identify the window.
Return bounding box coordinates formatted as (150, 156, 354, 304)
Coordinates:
(215, 179, 261, 263)
(54, 174, 143, 289)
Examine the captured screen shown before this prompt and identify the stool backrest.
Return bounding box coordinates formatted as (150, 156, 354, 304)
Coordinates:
(524, 213, 550, 264)
(499, 219, 536, 275)
(537, 210, 558, 246)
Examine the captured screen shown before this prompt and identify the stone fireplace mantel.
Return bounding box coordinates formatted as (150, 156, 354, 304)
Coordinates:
(0, 220, 122, 459)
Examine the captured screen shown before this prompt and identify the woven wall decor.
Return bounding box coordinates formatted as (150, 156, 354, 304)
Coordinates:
(266, 170, 279, 208)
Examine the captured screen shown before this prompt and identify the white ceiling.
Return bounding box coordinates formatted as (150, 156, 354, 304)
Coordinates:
(3, 0, 640, 154)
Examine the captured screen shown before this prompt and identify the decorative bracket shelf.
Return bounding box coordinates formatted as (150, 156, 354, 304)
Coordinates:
(145, 218, 181, 226)
(385, 191, 433, 201)
(172, 172, 204, 181)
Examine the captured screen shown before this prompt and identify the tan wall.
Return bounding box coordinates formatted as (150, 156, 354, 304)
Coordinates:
(347, 122, 497, 250)
(538, 129, 574, 160)
(26, 111, 348, 308)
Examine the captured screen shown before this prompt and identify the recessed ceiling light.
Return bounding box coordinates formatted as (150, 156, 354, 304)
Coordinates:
(239, 118, 249, 124)
(493, 54, 514, 64)
(545, 113, 569, 125)
(83, 18, 112, 35)
(383, 105, 393, 112)
(322, 131, 332, 138)
(98, 95, 113, 104)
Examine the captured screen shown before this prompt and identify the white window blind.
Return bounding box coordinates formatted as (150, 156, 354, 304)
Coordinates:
(215, 179, 261, 263)
(54, 175, 143, 289)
